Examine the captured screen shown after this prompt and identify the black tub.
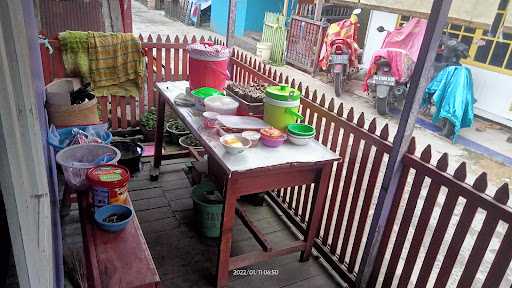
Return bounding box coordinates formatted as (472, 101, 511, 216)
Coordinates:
(111, 141, 144, 175)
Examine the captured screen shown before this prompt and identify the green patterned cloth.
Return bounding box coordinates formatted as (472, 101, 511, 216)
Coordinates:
(58, 31, 144, 97)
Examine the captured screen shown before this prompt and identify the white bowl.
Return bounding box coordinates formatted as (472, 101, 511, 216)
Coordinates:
(220, 134, 251, 154)
(287, 133, 313, 146)
(241, 131, 261, 147)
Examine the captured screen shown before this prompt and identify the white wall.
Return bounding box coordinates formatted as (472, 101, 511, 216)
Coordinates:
(362, 11, 399, 68)
(469, 66, 512, 127)
(362, 10, 512, 127)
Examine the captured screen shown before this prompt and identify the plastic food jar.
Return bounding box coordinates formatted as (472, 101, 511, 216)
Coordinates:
(204, 96, 239, 115)
(202, 111, 219, 128)
(87, 164, 130, 211)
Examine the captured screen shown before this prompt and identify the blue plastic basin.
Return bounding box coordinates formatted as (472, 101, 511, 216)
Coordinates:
(94, 204, 133, 232)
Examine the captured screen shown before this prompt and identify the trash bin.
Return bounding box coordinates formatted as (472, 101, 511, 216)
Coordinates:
(191, 180, 223, 238)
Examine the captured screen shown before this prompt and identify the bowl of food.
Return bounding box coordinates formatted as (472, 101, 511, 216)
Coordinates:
(241, 131, 261, 148)
(220, 134, 251, 154)
(94, 204, 133, 232)
(260, 127, 286, 148)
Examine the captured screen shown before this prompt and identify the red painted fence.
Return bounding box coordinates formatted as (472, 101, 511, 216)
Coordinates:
(40, 34, 512, 287)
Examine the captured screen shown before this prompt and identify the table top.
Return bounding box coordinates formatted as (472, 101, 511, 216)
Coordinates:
(157, 81, 339, 174)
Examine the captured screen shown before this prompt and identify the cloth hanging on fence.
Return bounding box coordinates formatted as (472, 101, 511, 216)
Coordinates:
(422, 65, 475, 140)
(318, 19, 360, 71)
(58, 31, 144, 97)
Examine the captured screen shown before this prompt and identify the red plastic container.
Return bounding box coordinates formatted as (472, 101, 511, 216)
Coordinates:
(87, 164, 130, 210)
(188, 42, 230, 91)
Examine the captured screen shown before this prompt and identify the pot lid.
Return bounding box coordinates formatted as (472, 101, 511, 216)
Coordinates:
(265, 84, 301, 101)
(191, 87, 224, 100)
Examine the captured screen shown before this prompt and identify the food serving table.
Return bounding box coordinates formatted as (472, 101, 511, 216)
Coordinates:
(152, 81, 340, 287)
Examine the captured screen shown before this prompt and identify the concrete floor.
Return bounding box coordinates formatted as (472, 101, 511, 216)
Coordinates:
(131, 1, 511, 192)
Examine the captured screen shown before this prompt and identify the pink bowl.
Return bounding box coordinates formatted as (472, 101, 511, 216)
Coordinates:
(261, 134, 286, 148)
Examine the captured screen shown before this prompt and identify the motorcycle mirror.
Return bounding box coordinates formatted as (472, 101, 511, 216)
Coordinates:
(352, 8, 362, 15)
(376, 26, 386, 33)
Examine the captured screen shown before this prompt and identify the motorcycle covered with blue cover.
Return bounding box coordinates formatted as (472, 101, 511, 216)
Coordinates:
(422, 65, 475, 140)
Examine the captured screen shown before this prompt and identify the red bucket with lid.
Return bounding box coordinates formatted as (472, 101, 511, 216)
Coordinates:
(87, 164, 130, 210)
(188, 42, 230, 91)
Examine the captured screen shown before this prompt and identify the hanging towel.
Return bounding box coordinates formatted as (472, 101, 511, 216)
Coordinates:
(58, 31, 144, 97)
(59, 31, 90, 80)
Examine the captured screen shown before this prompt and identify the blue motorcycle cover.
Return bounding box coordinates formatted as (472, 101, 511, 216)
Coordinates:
(422, 66, 475, 140)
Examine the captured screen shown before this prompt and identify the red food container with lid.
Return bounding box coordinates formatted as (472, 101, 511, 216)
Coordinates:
(87, 164, 130, 210)
(188, 42, 230, 91)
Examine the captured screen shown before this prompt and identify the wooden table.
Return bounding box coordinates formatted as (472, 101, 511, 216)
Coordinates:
(152, 81, 340, 287)
(78, 192, 160, 288)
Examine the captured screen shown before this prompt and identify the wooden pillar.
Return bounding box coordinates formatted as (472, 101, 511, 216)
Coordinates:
(226, 0, 237, 47)
(356, 0, 453, 287)
(283, 0, 289, 17)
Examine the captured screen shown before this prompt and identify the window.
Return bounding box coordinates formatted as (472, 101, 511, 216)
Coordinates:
(396, 0, 512, 75)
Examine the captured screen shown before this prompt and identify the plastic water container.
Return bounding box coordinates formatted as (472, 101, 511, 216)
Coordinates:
(256, 42, 272, 63)
(56, 144, 121, 191)
(188, 42, 230, 91)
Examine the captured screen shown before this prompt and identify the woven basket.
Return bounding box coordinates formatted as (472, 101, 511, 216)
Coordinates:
(46, 98, 100, 127)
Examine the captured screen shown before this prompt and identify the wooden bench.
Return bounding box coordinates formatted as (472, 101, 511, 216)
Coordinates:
(78, 192, 160, 288)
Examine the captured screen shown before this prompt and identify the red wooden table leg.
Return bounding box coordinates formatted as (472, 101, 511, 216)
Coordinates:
(216, 179, 238, 288)
(300, 163, 333, 262)
(151, 90, 166, 181)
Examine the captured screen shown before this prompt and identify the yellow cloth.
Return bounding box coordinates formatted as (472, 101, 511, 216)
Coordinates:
(88, 32, 144, 97)
(59, 31, 144, 97)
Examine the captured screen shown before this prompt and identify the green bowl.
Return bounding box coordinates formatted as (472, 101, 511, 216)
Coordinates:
(287, 123, 315, 137)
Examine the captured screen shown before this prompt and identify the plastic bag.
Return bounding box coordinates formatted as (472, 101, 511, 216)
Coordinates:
(48, 123, 111, 151)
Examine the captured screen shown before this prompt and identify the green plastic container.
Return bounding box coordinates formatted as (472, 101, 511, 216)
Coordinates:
(263, 97, 304, 131)
(191, 181, 223, 238)
(191, 87, 224, 111)
(265, 84, 301, 101)
(287, 123, 316, 137)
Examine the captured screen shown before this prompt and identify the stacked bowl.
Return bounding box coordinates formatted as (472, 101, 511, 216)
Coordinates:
(287, 124, 316, 145)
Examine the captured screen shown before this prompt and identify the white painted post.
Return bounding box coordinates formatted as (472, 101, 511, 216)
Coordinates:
(0, 0, 55, 287)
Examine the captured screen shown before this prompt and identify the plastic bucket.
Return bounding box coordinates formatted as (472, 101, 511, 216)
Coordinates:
(189, 56, 229, 91)
(191, 181, 223, 238)
(256, 42, 272, 63)
(263, 97, 303, 131)
(87, 164, 130, 211)
(110, 141, 143, 175)
(56, 144, 121, 191)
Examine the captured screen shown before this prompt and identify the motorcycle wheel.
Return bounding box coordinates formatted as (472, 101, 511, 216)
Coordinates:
(334, 72, 343, 98)
(441, 119, 455, 139)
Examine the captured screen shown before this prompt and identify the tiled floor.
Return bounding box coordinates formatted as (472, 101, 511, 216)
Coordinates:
(62, 157, 341, 287)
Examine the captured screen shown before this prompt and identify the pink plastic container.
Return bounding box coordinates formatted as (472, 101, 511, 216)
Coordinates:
(261, 134, 286, 148)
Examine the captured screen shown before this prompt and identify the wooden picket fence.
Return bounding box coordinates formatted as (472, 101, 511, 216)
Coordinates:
(40, 34, 512, 287)
(40, 34, 224, 130)
(230, 49, 512, 287)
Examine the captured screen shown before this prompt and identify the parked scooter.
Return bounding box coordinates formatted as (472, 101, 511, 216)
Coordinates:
(363, 18, 427, 115)
(319, 8, 362, 98)
(423, 35, 472, 139)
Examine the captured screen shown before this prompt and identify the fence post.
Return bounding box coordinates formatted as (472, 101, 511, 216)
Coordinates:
(356, 0, 453, 287)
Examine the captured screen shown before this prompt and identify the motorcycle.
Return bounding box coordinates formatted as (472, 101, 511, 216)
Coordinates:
(319, 8, 362, 98)
(363, 18, 427, 115)
(424, 36, 472, 138)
